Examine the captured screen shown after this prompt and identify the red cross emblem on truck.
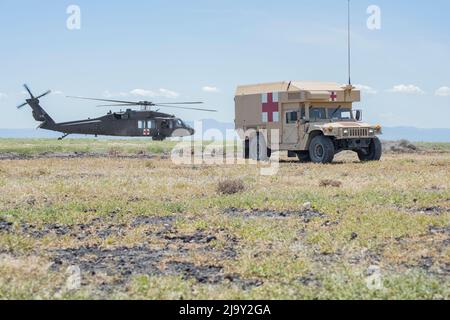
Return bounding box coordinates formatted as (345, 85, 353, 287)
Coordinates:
(329, 91, 337, 102)
(262, 92, 279, 123)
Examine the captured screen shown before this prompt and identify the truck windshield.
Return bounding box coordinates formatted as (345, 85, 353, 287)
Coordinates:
(309, 107, 354, 122)
(310, 108, 327, 121)
(330, 108, 352, 120)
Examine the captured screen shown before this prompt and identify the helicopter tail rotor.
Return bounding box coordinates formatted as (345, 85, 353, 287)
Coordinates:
(17, 84, 51, 109)
(16, 84, 55, 124)
(23, 84, 35, 99)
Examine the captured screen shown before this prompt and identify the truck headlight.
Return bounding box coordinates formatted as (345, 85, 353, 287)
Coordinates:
(343, 129, 349, 136)
(368, 129, 375, 135)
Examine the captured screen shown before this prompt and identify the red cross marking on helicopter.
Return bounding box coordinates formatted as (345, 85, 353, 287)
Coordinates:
(262, 92, 279, 122)
(329, 91, 338, 101)
(143, 129, 150, 136)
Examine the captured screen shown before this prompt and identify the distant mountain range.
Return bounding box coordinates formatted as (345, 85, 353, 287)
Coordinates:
(195, 120, 450, 142)
(381, 127, 450, 143)
(1, 120, 449, 142)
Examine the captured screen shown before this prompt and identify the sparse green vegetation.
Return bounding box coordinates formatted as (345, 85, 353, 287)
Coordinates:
(0, 139, 449, 300)
(0, 138, 177, 156)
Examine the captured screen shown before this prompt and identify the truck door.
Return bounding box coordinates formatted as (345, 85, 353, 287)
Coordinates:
(283, 109, 300, 144)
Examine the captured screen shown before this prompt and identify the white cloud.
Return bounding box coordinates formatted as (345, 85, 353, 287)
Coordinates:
(158, 88, 179, 98)
(103, 90, 129, 98)
(388, 84, 425, 95)
(435, 86, 450, 97)
(102, 88, 180, 99)
(130, 88, 179, 98)
(202, 86, 220, 93)
(130, 89, 156, 97)
(354, 84, 377, 95)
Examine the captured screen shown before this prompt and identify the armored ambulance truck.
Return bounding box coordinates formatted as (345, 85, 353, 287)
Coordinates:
(235, 81, 382, 164)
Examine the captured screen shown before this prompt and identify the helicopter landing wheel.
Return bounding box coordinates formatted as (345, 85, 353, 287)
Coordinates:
(153, 135, 166, 141)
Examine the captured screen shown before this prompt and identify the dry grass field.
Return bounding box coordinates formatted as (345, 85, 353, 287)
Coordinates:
(0, 139, 449, 300)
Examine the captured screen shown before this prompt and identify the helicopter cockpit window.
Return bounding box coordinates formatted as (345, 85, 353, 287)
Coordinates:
(176, 119, 184, 128)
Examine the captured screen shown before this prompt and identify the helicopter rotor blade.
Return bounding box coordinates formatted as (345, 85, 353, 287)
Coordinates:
(23, 84, 34, 99)
(152, 102, 204, 105)
(96, 104, 137, 107)
(154, 104, 218, 112)
(67, 96, 142, 105)
(68, 96, 206, 108)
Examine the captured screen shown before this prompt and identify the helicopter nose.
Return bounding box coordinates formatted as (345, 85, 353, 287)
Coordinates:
(189, 128, 195, 135)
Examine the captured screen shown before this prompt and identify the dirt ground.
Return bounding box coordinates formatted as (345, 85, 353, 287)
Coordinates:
(0, 140, 448, 299)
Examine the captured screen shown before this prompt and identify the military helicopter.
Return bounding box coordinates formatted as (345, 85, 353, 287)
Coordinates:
(17, 84, 217, 140)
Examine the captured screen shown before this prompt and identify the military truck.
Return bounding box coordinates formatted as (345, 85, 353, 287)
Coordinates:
(235, 81, 382, 164)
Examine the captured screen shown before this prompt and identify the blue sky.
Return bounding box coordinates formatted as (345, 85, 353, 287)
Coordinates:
(0, 0, 449, 129)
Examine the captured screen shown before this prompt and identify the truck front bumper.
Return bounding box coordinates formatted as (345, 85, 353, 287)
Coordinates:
(336, 138, 373, 150)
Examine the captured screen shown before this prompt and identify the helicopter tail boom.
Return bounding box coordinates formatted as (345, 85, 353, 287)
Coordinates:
(27, 98, 55, 124)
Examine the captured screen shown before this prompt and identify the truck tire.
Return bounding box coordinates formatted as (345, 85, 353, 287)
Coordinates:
(297, 151, 311, 163)
(309, 136, 335, 164)
(249, 133, 269, 161)
(357, 137, 382, 162)
(244, 139, 250, 159)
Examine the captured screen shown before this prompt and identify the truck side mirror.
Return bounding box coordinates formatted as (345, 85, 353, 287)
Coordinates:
(355, 110, 362, 121)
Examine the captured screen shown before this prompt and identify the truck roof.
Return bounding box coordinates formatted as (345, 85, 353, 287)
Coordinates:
(235, 81, 357, 96)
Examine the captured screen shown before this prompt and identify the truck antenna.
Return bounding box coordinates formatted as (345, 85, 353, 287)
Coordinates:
(347, 0, 352, 86)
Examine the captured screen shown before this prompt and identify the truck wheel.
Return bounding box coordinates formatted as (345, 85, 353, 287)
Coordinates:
(357, 137, 382, 161)
(309, 136, 335, 164)
(244, 139, 250, 159)
(297, 151, 311, 163)
(249, 133, 269, 161)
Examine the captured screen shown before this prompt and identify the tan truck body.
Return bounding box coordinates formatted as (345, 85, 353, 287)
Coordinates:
(235, 81, 382, 162)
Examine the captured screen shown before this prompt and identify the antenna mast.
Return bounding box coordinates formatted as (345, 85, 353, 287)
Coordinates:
(347, 0, 352, 86)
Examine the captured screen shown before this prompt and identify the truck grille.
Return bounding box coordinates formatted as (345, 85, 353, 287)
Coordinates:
(348, 128, 369, 137)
